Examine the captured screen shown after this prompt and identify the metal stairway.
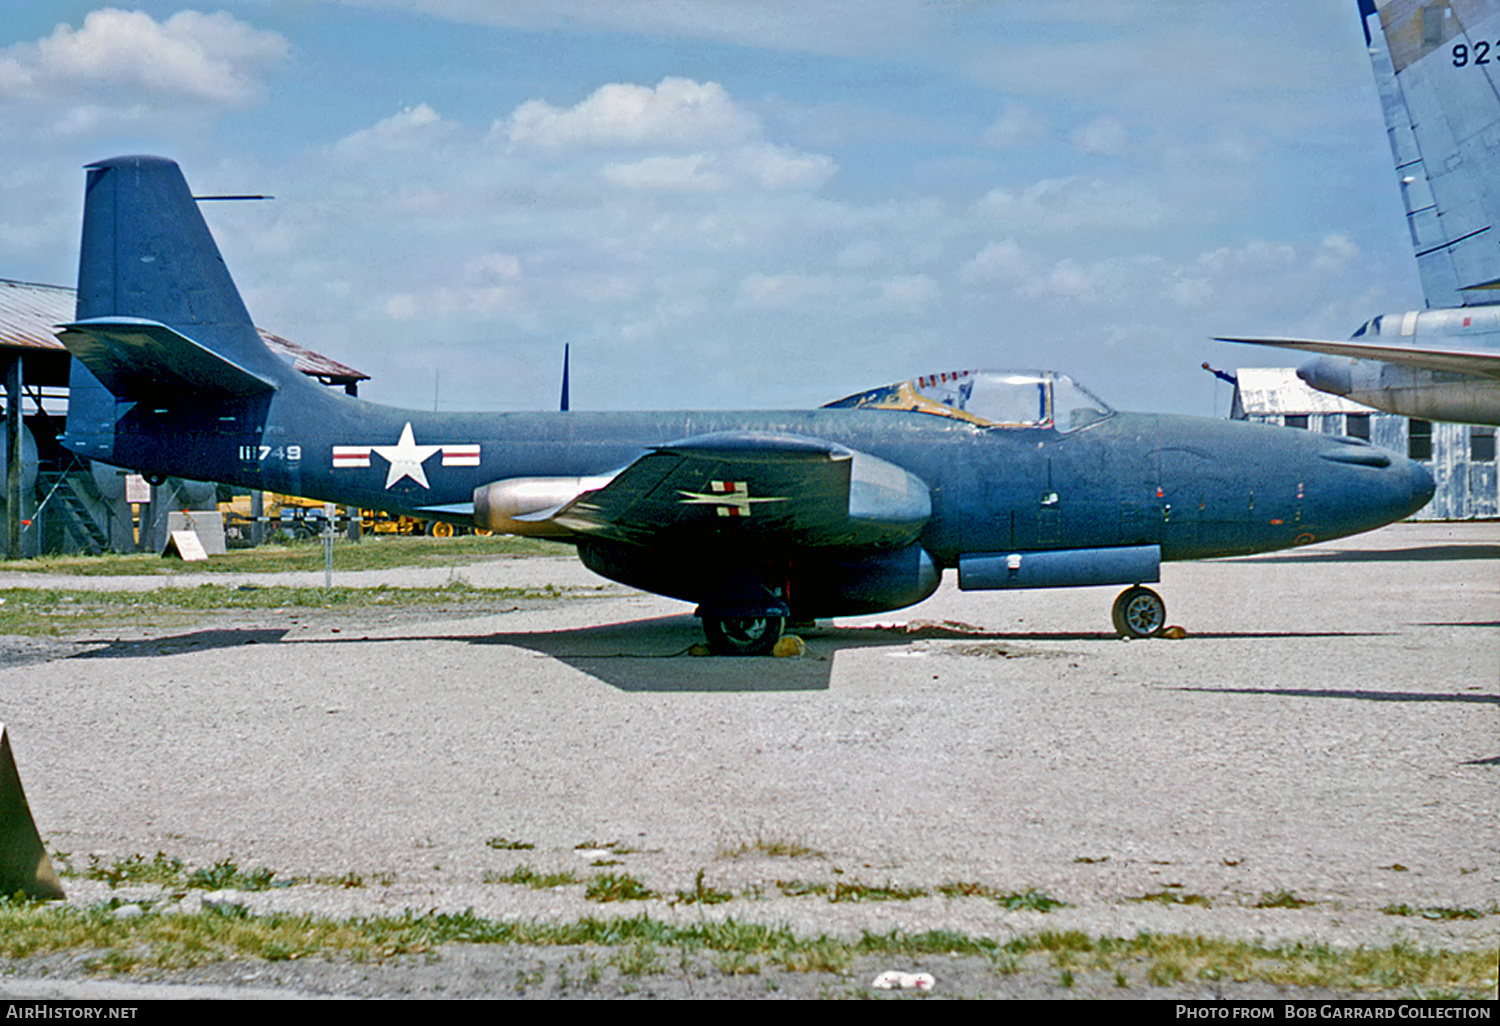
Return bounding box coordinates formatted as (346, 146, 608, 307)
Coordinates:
(35, 470, 110, 555)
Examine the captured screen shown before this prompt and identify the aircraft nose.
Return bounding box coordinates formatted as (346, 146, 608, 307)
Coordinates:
(1297, 356, 1352, 396)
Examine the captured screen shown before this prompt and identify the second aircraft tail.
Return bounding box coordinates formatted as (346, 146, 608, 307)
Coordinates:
(1362, 0, 1500, 309)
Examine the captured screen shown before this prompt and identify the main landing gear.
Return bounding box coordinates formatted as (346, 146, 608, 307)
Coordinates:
(702, 615, 786, 657)
(1111, 585, 1166, 639)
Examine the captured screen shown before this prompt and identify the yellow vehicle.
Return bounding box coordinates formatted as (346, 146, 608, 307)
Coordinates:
(220, 493, 485, 541)
(361, 510, 491, 538)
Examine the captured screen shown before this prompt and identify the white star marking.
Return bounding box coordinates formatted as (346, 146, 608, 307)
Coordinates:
(371, 422, 442, 489)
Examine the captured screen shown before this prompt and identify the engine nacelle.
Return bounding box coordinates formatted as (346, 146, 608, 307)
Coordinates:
(791, 543, 941, 618)
(577, 539, 941, 618)
(473, 475, 614, 536)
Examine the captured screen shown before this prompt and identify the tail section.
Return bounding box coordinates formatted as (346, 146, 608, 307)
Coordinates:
(73, 156, 278, 375)
(1363, 0, 1500, 308)
(61, 156, 284, 464)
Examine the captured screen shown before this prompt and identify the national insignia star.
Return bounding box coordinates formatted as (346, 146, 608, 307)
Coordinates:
(371, 422, 441, 488)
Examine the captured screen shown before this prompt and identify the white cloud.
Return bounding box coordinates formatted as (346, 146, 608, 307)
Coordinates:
(1312, 233, 1360, 272)
(878, 274, 940, 311)
(505, 78, 757, 149)
(1194, 240, 1299, 276)
(334, 104, 452, 155)
(604, 154, 727, 191)
(606, 144, 834, 192)
(837, 239, 886, 269)
(0, 9, 287, 106)
(959, 239, 1037, 287)
(736, 271, 937, 313)
(1071, 115, 1128, 155)
(731, 144, 838, 190)
(973, 177, 1167, 234)
(465, 252, 524, 283)
(981, 102, 1048, 148)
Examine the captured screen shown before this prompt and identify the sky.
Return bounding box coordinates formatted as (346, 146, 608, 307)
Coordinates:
(0, 1, 1424, 417)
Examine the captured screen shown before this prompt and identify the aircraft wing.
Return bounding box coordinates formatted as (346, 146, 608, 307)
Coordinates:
(57, 317, 278, 398)
(549, 431, 931, 550)
(1215, 336, 1500, 378)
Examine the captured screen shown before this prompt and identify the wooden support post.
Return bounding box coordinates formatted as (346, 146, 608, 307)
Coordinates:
(6, 355, 21, 561)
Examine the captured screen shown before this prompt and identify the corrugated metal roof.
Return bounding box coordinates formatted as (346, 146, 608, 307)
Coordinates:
(1234, 366, 1375, 415)
(0, 278, 72, 350)
(0, 277, 368, 384)
(257, 329, 367, 383)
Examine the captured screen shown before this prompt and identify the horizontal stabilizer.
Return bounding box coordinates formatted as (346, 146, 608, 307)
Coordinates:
(1216, 336, 1500, 378)
(57, 317, 278, 398)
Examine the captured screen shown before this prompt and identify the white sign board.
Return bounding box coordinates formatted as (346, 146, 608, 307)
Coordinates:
(166, 530, 208, 561)
(125, 474, 151, 504)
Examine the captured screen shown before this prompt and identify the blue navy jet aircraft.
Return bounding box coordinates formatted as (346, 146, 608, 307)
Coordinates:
(57, 156, 1435, 653)
(1222, 0, 1500, 425)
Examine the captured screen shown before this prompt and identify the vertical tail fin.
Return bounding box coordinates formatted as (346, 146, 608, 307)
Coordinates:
(62, 156, 282, 461)
(74, 155, 281, 379)
(1363, 0, 1500, 307)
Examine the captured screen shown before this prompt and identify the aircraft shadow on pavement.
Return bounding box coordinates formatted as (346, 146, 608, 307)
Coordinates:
(1170, 685, 1500, 706)
(1240, 543, 1500, 564)
(454, 617, 1149, 692)
(70, 628, 289, 660)
(58, 620, 1392, 693)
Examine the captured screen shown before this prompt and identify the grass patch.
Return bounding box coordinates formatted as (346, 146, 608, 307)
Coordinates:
(585, 873, 656, 903)
(611, 942, 664, 976)
(1255, 890, 1315, 910)
(715, 829, 824, 861)
(79, 854, 282, 892)
(672, 870, 733, 907)
(1382, 903, 1496, 921)
(0, 901, 1493, 996)
(0, 535, 571, 578)
(1126, 890, 1214, 908)
(0, 581, 594, 635)
(482, 866, 580, 889)
(485, 837, 535, 851)
(184, 859, 280, 892)
(774, 879, 931, 902)
(80, 852, 186, 888)
(937, 883, 1066, 911)
(828, 881, 928, 903)
(770, 879, 1061, 907)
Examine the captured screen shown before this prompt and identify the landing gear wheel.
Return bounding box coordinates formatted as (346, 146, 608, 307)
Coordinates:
(1112, 586, 1166, 638)
(703, 616, 785, 656)
(426, 520, 456, 538)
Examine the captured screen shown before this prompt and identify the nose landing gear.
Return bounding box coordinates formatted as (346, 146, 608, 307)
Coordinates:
(1112, 585, 1166, 638)
(702, 615, 786, 656)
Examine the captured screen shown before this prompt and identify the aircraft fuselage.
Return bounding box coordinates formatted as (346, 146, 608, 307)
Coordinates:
(68, 365, 1433, 579)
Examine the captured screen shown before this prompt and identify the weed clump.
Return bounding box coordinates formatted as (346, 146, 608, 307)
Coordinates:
(585, 873, 656, 903)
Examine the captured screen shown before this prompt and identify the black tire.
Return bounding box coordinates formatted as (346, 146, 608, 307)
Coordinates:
(1112, 586, 1166, 638)
(703, 616, 785, 656)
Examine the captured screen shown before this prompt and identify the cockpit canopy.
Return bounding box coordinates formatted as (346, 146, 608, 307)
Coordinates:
(822, 370, 1113, 432)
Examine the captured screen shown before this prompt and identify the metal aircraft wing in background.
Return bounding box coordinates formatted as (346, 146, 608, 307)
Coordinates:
(1221, 0, 1500, 425)
(55, 156, 1434, 654)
